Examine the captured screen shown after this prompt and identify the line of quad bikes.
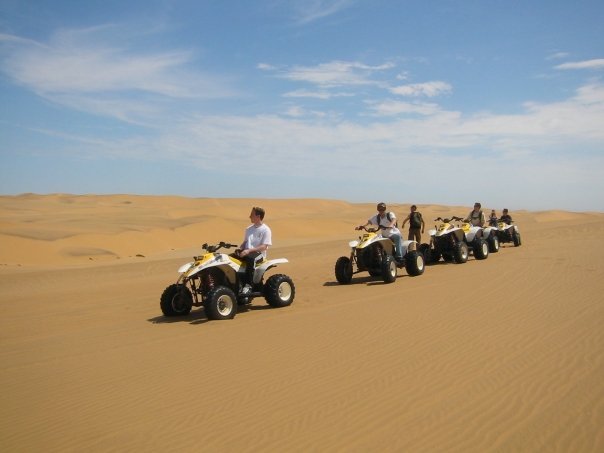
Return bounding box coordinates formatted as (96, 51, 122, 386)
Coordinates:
(159, 217, 521, 321)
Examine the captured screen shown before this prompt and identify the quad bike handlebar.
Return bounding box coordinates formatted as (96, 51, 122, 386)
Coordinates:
(355, 225, 382, 233)
(201, 241, 239, 253)
(434, 216, 463, 223)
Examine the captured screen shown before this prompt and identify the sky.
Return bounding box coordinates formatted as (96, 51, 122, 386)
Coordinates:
(1, 0, 603, 211)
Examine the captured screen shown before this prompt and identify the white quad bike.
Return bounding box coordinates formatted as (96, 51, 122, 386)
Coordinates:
(459, 220, 492, 260)
(420, 217, 470, 265)
(495, 220, 522, 247)
(160, 242, 295, 320)
(335, 226, 424, 284)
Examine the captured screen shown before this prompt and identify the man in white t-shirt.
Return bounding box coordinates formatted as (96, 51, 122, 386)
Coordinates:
(356, 202, 404, 263)
(238, 206, 272, 294)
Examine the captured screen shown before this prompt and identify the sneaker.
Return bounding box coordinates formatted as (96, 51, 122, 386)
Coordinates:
(241, 284, 252, 295)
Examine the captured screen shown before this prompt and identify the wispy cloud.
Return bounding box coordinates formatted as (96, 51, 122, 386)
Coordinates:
(292, 0, 357, 24)
(283, 89, 354, 99)
(555, 58, 604, 70)
(390, 81, 452, 97)
(366, 100, 441, 116)
(262, 60, 394, 88)
(0, 26, 236, 122)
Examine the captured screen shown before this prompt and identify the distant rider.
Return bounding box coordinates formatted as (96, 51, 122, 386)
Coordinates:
(488, 209, 498, 227)
(465, 202, 486, 227)
(237, 206, 272, 295)
(500, 208, 513, 225)
(357, 202, 405, 263)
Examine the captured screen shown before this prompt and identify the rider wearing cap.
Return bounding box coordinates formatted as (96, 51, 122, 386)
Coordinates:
(465, 202, 486, 227)
(357, 202, 405, 263)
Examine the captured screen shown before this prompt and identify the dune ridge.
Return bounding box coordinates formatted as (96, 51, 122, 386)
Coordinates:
(1, 194, 603, 452)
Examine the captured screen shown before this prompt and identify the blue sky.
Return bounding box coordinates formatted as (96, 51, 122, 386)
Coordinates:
(1, 0, 603, 211)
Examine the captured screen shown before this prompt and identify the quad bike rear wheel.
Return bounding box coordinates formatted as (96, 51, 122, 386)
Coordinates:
(405, 250, 425, 276)
(205, 286, 237, 320)
(264, 274, 295, 308)
(381, 255, 397, 283)
(335, 256, 353, 284)
(160, 284, 193, 316)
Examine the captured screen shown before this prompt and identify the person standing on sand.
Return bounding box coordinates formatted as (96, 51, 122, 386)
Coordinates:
(401, 205, 425, 243)
(237, 206, 272, 295)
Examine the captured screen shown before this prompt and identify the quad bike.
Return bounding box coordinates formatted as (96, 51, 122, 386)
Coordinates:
(459, 220, 490, 260)
(160, 242, 295, 320)
(495, 220, 522, 246)
(482, 225, 500, 253)
(335, 226, 424, 284)
(420, 217, 469, 265)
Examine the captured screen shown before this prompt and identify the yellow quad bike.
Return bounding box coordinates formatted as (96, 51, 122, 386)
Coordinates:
(420, 217, 469, 264)
(160, 242, 295, 320)
(335, 226, 425, 284)
(496, 220, 522, 246)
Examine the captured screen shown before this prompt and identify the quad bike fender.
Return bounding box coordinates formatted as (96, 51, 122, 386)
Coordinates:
(184, 253, 240, 284)
(483, 227, 496, 238)
(452, 229, 465, 242)
(465, 227, 483, 243)
(253, 258, 288, 284)
(178, 261, 194, 273)
(401, 240, 419, 254)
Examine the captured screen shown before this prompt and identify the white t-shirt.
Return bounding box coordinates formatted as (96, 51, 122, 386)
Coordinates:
(242, 223, 272, 258)
(368, 212, 401, 238)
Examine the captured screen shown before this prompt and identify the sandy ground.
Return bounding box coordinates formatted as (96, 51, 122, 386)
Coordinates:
(1, 194, 603, 452)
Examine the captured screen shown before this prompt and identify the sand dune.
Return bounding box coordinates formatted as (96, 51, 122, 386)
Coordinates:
(1, 195, 603, 451)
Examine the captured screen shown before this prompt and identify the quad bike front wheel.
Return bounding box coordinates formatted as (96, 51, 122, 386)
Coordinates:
(405, 250, 425, 276)
(381, 255, 397, 283)
(335, 256, 353, 284)
(265, 274, 296, 308)
(488, 234, 500, 253)
(453, 242, 469, 264)
(473, 238, 489, 260)
(205, 286, 237, 320)
(513, 231, 522, 246)
(160, 284, 193, 316)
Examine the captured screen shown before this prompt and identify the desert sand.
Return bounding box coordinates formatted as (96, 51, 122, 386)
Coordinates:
(1, 194, 603, 452)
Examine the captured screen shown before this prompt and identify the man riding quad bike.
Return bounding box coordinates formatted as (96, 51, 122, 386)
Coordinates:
(496, 219, 522, 246)
(335, 225, 425, 284)
(160, 242, 295, 320)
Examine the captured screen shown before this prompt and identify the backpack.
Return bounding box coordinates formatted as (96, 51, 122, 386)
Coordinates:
(410, 212, 422, 229)
(374, 212, 398, 228)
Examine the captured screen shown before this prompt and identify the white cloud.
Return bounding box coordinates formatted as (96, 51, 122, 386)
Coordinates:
(275, 60, 395, 88)
(390, 81, 452, 97)
(546, 51, 570, 60)
(292, 0, 356, 24)
(0, 27, 236, 122)
(555, 59, 604, 70)
(283, 89, 353, 99)
(367, 100, 441, 116)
